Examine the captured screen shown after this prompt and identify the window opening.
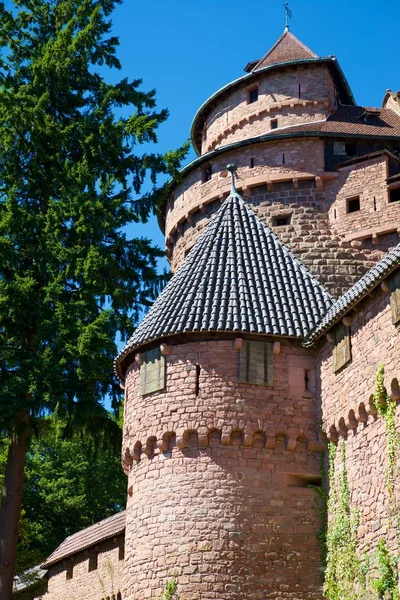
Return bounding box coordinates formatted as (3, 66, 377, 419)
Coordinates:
(119, 544, 125, 561)
(282, 153, 285, 164)
(345, 143, 357, 157)
(66, 564, 73, 581)
(249, 88, 258, 104)
(273, 215, 291, 227)
(298, 83, 301, 99)
(347, 196, 360, 213)
(334, 208, 337, 219)
(389, 187, 400, 203)
(195, 364, 201, 397)
(239, 341, 273, 386)
(333, 324, 351, 372)
(250, 157, 255, 168)
(271, 119, 278, 130)
(140, 348, 166, 396)
(88, 552, 98, 572)
(373, 196, 377, 211)
(202, 165, 212, 183)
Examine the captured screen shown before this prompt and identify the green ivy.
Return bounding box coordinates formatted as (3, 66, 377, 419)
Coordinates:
(324, 442, 360, 600)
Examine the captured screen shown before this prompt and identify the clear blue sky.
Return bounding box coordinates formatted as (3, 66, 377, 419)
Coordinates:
(107, 0, 400, 254)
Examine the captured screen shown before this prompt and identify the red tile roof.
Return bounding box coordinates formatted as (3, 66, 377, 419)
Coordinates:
(43, 511, 125, 567)
(251, 31, 318, 71)
(255, 106, 400, 140)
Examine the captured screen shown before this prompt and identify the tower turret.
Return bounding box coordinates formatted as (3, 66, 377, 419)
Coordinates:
(117, 183, 331, 600)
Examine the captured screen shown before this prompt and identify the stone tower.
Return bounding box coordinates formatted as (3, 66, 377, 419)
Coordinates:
(116, 29, 400, 600)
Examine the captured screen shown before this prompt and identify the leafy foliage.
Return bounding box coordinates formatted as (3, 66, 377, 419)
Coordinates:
(0, 0, 188, 432)
(1, 418, 126, 573)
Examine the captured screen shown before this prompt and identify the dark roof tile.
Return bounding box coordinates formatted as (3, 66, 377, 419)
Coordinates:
(116, 192, 333, 376)
(304, 243, 400, 345)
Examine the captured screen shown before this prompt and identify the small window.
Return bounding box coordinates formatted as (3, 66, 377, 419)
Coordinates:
(273, 215, 291, 227)
(249, 87, 258, 104)
(66, 564, 73, 581)
(347, 196, 360, 213)
(334, 141, 346, 155)
(345, 143, 357, 157)
(250, 157, 255, 168)
(271, 119, 278, 130)
(298, 83, 301, 99)
(239, 341, 273, 386)
(119, 543, 125, 561)
(389, 271, 400, 324)
(202, 165, 212, 183)
(389, 187, 400, 203)
(333, 324, 351, 372)
(88, 552, 98, 572)
(140, 348, 166, 396)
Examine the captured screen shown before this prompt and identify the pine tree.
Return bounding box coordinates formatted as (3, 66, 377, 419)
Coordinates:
(0, 2, 187, 597)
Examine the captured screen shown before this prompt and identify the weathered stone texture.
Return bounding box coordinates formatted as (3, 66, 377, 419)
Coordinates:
(201, 65, 334, 153)
(326, 155, 400, 244)
(122, 340, 324, 600)
(317, 289, 400, 556)
(42, 537, 124, 600)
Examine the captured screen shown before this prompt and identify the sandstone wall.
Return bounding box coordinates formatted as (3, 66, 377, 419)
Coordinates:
(316, 288, 400, 557)
(42, 537, 124, 600)
(201, 65, 333, 153)
(122, 339, 325, 600)
(326, 155, 400, 246)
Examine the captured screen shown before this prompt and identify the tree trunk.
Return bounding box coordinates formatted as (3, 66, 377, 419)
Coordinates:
(0, 414, 30, 600)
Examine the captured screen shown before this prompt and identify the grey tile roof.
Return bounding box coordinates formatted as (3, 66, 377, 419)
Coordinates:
(43, 511, 125, 567)
(304, 242, 400, 346)
(116, 192, 333, 376)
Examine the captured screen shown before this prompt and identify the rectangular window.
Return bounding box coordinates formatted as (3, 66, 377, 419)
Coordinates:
(271, 119, 278, 130)
(273, 215, 291, 227)
(88, 552, 98, 572)
(239, 341, 273, 386)
(389, 187, 400, 203)
(345, 143, 357, 157)
(389, 271, 400, 324)
(66, 564, 73, 581)
(202, 165, 212, 183)
(249, 87, 258, 103)
(333, 324, 351, 372)
(333, 141, 346, 155)
(250, 157, 255, 168)
(347, 196, 360, 213)
(140, 348, 166, 395)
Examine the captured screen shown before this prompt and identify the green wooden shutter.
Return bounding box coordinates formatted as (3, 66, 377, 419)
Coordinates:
(239, 341, 273, 386)
(333, 324, 351, 372)
(389, 271, 400, 325)
(140, 348, 165, 395)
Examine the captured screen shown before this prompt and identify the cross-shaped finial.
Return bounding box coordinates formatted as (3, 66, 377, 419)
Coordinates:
(283, 2, 292, 32)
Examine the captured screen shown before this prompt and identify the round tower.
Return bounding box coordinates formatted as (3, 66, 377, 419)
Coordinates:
(161, 30, 400, 299)
(117, 172, 330, 599)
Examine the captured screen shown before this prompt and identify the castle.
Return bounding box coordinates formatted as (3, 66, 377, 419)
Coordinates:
(19, 28, 400, 600)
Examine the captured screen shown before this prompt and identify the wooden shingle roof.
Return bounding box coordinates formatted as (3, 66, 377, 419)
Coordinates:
(250, 31, 318, 72)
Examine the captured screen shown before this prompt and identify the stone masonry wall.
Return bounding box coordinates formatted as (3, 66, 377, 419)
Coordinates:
(316, 288, 400, 559)
(41, 537, 124, 600)
(122, 338, 325, 600)
(326, 155, 400, 246)
(201, 64, 334, 153)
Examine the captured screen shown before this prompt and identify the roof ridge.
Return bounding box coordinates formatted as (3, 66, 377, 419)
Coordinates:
(304, 243, 400, 345)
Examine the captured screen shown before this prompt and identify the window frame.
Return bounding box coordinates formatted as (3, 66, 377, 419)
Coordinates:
(239, 340, 274, 386)
(140, 347, 166, 396)
(332, 324, 351, 373)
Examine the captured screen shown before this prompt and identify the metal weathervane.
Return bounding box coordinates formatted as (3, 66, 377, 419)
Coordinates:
(284, 2, 292, 32)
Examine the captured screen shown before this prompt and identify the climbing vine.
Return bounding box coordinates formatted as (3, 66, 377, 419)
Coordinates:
(324, 442, 360, 600)
(324, 366, 399, 600)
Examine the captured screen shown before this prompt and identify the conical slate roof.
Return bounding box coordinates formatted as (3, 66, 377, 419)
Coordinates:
(252, 30, 318, 71)
(116, 191, 333, 374)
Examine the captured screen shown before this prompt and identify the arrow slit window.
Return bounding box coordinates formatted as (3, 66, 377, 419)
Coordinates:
(140, 348, 166, 395)
(239, 341, 274, 386)
(389, 271, 400, 324)
(333, 324, 351, 372)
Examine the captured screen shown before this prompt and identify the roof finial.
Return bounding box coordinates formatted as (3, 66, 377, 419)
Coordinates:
(226, 164, 238, 194)
(283, 2, 292, 32)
